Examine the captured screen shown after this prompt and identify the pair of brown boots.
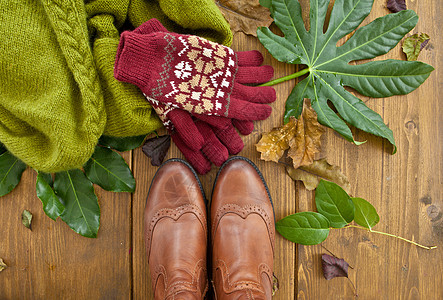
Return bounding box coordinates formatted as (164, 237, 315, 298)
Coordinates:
(144, 157, 275, 299)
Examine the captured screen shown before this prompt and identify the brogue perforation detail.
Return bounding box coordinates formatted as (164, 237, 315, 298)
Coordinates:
(212, 204, 275, 250)
(146, 203, 207, 258)
(212, 259, 273, 296)
(153, 259, 208, 299)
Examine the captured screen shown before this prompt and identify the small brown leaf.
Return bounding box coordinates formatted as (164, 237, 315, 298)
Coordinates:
(272, 274, 279, 296)
(288, 101, 325, 169)
(256, 117, 297, 163)
(0, 258, 7, 272)
(286, 158, 351, 193)
(321, 254, 349, 280)
(21, 210, 32, 230)
(215, 0, 273, 36)
(387, 0, 406, 13)
(142, 135, 171, 166)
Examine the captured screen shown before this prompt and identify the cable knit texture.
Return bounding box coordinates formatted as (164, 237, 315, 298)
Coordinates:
(0, 0, 105, 172)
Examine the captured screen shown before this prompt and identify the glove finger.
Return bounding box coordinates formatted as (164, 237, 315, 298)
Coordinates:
(168, 109, 204, 151)
(195, 122, 229, 166)
(171, 133, 212, 175)
(213, 124, 244, 155)
(232, 119, 254, 135)
(232, 82, 276, 103)
(133, 18, 168, 35)
(227, 97, 272, 121)
(236, 65, 274, 84)
(194, 114, 245, 152)
(194, 114, 231, 129)
(236, 50, 264, 67)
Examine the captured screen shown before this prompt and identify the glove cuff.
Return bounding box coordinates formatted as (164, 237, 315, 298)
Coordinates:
(114, 31, 159, 89)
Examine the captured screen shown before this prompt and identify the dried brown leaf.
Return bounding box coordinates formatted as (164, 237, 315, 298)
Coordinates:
(142, 135, 171, 166)
(288, 102, 325, 169)
(321, 254, 349, 280)
(21, 210, 32, 231)
(256, 117, 297, 163)
(286, 158, 351, 193)
(0, 258, 7, 272)
(215, 0, 273, 36)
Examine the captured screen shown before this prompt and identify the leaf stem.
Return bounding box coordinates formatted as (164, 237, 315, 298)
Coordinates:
(346, 277, 357, 298)
(259, 68, 310, 86)
(320, 244, 354, 269)
(343, 224, 437, 250)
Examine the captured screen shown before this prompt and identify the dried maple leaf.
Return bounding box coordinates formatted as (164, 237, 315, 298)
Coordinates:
(0, 258, 6, 272)
(286, 158, 351, 193)
(256, 117, 297, 163)
(142, 135, 171, 166)
(321, 254, 349, 280)
(288, 101, 325, 169)
(387, 0, 407, 13)
(215, 0, 273, 36)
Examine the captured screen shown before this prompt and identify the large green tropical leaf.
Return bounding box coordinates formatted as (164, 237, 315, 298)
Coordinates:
(0, 151, 27, 196)
(84, 146, 135, 192)
(54, 170, 100, 238)
(258, 0, 434, 152)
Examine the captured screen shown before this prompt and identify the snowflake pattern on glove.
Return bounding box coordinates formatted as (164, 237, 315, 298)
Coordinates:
(150, 34, 237, 117)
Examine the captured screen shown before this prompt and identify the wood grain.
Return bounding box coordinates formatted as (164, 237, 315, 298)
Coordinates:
(0, 0, 441, 299)
(0, 153, 133, 299)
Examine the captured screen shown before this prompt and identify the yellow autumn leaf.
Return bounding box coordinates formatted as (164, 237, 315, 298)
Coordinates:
(215, 0, 273, 36)
(286, 159, 351, 193)
(288, 101, 325, 169)
(256, 117, 297, 163)
(0, 258, 7, 272)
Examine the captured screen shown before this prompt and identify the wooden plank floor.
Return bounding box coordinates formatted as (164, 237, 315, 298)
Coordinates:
(0, 0, 441, 299)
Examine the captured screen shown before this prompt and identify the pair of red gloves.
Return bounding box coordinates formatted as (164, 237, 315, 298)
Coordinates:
(114, 19, 275, 174)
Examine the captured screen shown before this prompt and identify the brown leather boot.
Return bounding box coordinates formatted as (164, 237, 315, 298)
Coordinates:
(210, 157, 275, 300)
(144, 159, 208, 299)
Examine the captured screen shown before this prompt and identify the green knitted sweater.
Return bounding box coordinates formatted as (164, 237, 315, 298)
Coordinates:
(0, 0, 232, 173)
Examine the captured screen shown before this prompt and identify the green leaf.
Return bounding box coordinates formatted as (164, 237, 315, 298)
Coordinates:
(284, 76, 311, 120)
(351, 197, 379, 229)
(402, 33, 430, 61)
(21, 210, 33, 230)
(260, 0, 271, 8)
(54, 169, 100, 238)
(84, 146, 135, 192)
(315, 180, 354, 228)
(0, 143, 6, 155)
(276, 211, 330, 245)
(0, 151, 27, 196)
(36, 172, 64, 221)
(257, 27, 303, 64)
(258, 0, 434, 151)
(98, 135, 147, 152)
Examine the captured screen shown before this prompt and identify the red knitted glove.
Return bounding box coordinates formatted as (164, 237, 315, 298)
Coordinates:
(149, 103, 245, 174)
(128, 19, 272, 151)
(129, 18, 274, 137)
(114, 21, 275, 122)
(115, 19, 275, 173)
